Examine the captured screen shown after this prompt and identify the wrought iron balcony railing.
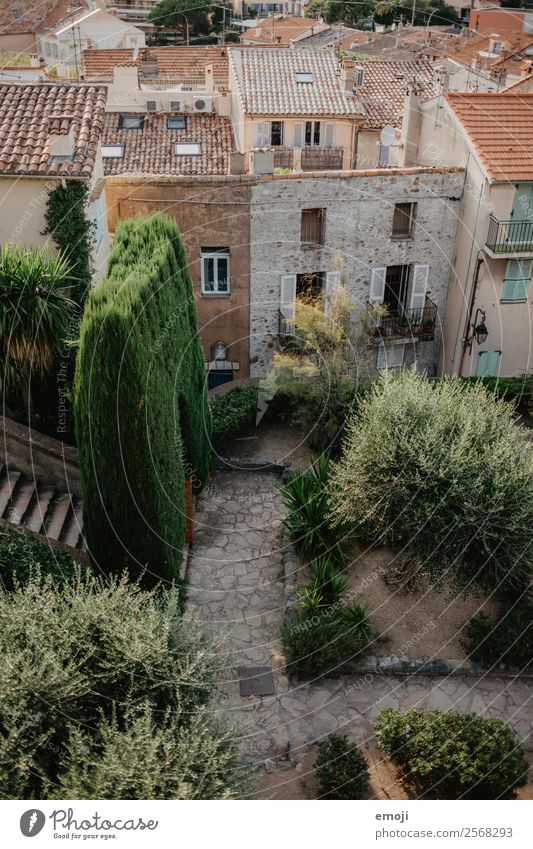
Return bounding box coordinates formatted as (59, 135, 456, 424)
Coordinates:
(485, 214, 533, 256)
(369, 297, 438, 342)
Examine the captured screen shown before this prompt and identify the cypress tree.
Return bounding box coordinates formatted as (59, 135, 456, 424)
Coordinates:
(75, 215, 211, 583)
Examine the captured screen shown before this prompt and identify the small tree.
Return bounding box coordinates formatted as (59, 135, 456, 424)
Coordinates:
(376, 708, 528, 799)
(273, 260, 380, 452)
(0, 244, 77, 417)
(329, 369, 533, 595)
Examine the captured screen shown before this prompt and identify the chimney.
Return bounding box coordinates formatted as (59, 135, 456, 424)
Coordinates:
(112, 64, 140, 91)
(401, 82, 422, 166)
(49, 126, 76, 159)
(339, 58, 355, 95)
(205, 63, 215, 95)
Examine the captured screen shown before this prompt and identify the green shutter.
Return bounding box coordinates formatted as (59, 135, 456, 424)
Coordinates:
(501, 260, 532, 302)
(476, 350, 501, 377)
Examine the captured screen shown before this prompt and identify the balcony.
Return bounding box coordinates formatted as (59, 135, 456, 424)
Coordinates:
(301, 146, 344, 171)
(485, 215, 533, 259)
(369, 297, 438, 343)
(273, 147, 294, 170)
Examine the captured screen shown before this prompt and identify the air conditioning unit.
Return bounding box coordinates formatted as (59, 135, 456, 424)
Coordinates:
(146, 100, 159, 112)
(193, 96, 213, 113)
(170, 100, 181, 112)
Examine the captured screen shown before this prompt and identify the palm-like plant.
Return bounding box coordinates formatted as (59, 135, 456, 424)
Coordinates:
(0, 245, 78, 412)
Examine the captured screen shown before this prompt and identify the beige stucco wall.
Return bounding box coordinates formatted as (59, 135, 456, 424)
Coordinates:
(356, 129, 380, 170)
(0, 163, 109, 289)
(241, 115, 356, 169)
(0, 33, 36, 53)
(413, 99, 533, 377)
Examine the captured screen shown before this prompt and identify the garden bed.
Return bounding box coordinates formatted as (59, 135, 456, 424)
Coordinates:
(344, 546, 495, 660)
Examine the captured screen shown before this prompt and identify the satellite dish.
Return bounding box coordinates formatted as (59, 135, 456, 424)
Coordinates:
(380, 124, 395, 147)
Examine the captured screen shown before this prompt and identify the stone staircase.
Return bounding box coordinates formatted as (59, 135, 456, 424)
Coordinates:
(0, 463, 86, 555)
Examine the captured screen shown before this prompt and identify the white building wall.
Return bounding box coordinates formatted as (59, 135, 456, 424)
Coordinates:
(249, 169, 464, 377)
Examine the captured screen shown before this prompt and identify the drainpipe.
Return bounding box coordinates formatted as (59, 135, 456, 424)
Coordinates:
(458, 252, 485, 376)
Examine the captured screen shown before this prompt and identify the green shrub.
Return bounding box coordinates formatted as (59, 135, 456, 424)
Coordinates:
(315, 733, 370, 799)
(281, 454, 357, 566)
(376, 708, 528, 799)
(330, 370, 533, 595)
(268, 377, 362, 454)
(459, 376, 533, 414)
(0, 573, 241, 799)
(209, 383, 259, 449)
(75, 216, 211, 584)
(0, 529, 77, 590)
(283, 600, 372, 676)
(462, 597, 533, 671)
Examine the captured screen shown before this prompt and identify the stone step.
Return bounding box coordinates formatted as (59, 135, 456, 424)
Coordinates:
(60, 499, 84, 548)
(23, 486, 56, 535)
(6, 477, 36, 525)
(0, 466, 22, 518)
(44, 493, 74, 542)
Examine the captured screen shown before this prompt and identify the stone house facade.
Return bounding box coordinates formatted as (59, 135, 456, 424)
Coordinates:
(248, 167, 464, 377)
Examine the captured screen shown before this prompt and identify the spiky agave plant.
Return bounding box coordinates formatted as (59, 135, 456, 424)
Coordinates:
(0, 245, 78, 400)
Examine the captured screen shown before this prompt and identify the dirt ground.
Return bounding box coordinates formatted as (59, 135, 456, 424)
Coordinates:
(344, 547, 494, 660)
(229, 421, 313, 469)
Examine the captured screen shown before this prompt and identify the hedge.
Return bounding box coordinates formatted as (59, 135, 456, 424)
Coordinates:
(315, 733, 370, 799)
(376, 708, 528, 799)
(0, 528, 77, 590)
(75, 215, 211, 584)
(209, 384, 259, 449)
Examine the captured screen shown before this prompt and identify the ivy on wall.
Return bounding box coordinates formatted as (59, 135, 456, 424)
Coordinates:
(43, 181, 95, 304)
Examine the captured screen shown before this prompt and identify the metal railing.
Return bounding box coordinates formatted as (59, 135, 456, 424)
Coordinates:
(369, 297, 438, 342)
(486, 214, 533, 255)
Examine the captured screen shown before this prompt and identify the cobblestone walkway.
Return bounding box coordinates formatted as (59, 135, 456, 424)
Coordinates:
(187, 469, 533, 784)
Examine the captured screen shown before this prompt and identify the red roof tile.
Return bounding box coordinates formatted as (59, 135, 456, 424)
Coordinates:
(446, 91, 533, 182)
(82, 46, 229, 86)
(0, 82, 107, 177)
(102, 111, 233, 177)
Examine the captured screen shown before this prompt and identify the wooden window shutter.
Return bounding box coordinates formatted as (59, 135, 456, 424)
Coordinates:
(293, 122, 304, 147)
(280, 274, 297, 318)
(369, 267, 386, 303)
(323, 122, 335, 147)
(410, 264, 429, 310)
(325, 270, 341, 315)
(502, 259, 532, 301)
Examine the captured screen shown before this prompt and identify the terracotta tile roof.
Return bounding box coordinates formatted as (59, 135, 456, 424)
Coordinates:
(39, 0, 85, 32)
(0, 82, 107, 177)
(446, 92, 533, 182)
(448, 30, 533, 74)
(357, 61, 439, 129)
(229, 47, 364, 117)
(82, 46, 229, 85)
(241, 16, 322, 45)
(102, 111, 233, 176)
(0, 0, 59, 35)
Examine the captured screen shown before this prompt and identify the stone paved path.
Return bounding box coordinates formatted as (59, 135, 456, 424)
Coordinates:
(187, 468, 533, 792)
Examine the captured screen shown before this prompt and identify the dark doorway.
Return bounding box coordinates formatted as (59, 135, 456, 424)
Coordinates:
(208, 369, 233, 390)
(296, 272, 324, 304)
(384, 265, 410, 314)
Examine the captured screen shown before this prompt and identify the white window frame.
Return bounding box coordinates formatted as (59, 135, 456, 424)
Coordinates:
(120, 115, 143, 130)
(201, 250, 230, 296)
(101, 145, 123, 158)
(295, 71, 313, 84)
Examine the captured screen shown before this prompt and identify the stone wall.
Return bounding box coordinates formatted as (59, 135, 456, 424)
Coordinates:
(249, 168, 464, 377)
